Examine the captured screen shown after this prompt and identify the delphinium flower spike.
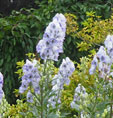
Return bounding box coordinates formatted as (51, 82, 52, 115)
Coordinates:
(71, 84, 87, 109)
(36, 13, 66, 61)
(19, 59, 40, 102)
(0, 72, 3, 103)
(49, 57, 75, 107)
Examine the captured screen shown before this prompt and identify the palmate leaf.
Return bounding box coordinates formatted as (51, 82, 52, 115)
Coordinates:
(47, 111, 70, 118)
(30, 105, 39, 117)
(96, 101, 111, 111)
(72, 103, 80, 112)
(47, 113, 59, 118)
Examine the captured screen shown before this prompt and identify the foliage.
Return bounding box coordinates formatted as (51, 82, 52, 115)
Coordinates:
(65, 13, 78, 35)
(0, 2, 112, 116)
(0, 95, 10, 117)
(34, 0, 112, 21)
(0, 0, 112, 104)
(76, 12, 113, 51)
(0, 7, 53, 103)
(0, 95, 32, 118)
(4, 99, 32, 118)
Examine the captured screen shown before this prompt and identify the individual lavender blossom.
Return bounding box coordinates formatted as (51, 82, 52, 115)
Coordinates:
(19, 59, 40, 102)
(48, 94, 61, 108)
(53, 13, 66, 34)
(104, 35, 113, 51)
(22, 59, 37, 74)
(97, 46, 111, 64)
(27, 91, 33, 103)
(36, 13, 66, 61)
(89, 55, 98, 75)
(19, 77, 29, 93)
(104, 35, 113, 60)
(98, 62, 111, 78)
(0, 72, 3, 103)
(71, 84, 87, 109)
(59, 57, 75, 78)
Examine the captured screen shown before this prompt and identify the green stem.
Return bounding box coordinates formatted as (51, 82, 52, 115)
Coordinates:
(110, 92, 113, 118)
(40, 60, 47, 118)
(110, 104, 112, 118)
(41, 84, 43, 118)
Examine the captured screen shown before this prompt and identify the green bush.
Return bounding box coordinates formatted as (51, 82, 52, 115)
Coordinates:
(76, 11, 113, 51)
(0, 95, 10, 117)
(0, 0, 112, 104)
(0, 8, 51, 104)
(0, 10, 35, 104)
(0, 95, 32, 118)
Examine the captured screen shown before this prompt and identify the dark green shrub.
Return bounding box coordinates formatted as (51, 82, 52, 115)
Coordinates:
(0, 8, 51, 104)
(0, 0, 112, 104)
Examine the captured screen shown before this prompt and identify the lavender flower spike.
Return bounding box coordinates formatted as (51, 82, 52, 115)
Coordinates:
(27, 91, 33, 103)
(19, 59, 40, 102)
(104, 35, 113, 51)
(89, 55, 98, 75)
(104, 35, 113, 59)
(36, 13, 66, 61)
(0, 72, 3, 103)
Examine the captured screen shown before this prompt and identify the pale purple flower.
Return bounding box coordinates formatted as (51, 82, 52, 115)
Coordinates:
(48, 96, 57, 108)
(52, 74, 64, 92)
(97, 46, 106, 56)
(27, 91, 33, 103)
(89, 66, 96, 75)
(71, 84, 87, 108)
(44, 19, 65, 41)
(104, 35, 113, 51)
(0, 72, 3, 103)
(23, 59, 37, 74)
(0, 72, 3, 88)
(52, 57, 75, 92)
(70, 101, 76, 109)
(0, 90, 3, 103)
(89, 41, 112, 76)
(32, 74, 40, 94)
(108, 48, 113, 59)
(36, 40, 45, 53)
(98, 62, 111, 73)
(59, 57, 75, 79)
(19, 79, 29, 93)
(76, 84, 86, 93)
(98, 62, 111, 78)
(34, 86, 40, 94)
(48, 92, 61, 108)
(104, 35, 113, 60)
(53, 13, 66, 33)
(89, 55, 98, 75)
(96, 46, 111, 64)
